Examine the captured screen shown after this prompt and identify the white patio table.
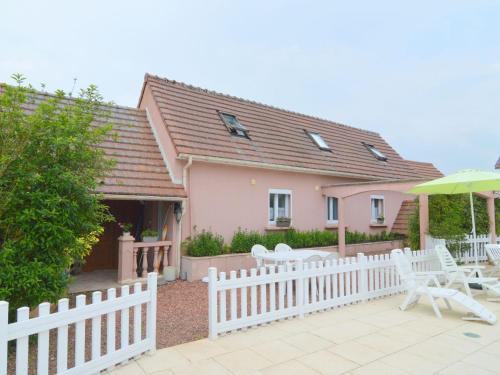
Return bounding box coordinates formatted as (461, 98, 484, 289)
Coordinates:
(255, 249, 332, 264)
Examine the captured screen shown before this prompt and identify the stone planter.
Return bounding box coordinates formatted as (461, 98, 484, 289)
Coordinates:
(142, 236, 158, 243)
(276, 218, 291, 227)
(181, 240, 404, 281)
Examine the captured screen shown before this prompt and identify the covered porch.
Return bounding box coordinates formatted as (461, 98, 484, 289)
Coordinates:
(71, 196, 186, 291)
(322, 179, 498, 257)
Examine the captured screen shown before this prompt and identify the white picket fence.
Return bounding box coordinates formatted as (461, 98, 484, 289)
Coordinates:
(0, 272, 157, 375)
(207, 249, 438, 338)
(426, 234, 500, 263)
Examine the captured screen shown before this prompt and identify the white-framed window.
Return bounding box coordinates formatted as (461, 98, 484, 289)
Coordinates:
(370, 195, 385, 223)
(269, 189, 292, 224)
(326, 197, 338, 223)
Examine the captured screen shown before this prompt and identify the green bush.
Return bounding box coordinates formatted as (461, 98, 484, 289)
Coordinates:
(184, 230, 224, 257)
(0, 75, 113, 315)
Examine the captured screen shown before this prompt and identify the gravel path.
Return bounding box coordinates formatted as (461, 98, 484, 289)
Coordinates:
(7, 280, 208, 374)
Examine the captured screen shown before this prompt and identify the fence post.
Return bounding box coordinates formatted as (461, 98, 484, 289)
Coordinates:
(357, 253, 368, 301)
(208, 267, 218, 340)
(296, 260, 304, 319)
(147, 272, 157, 354)
(0, 301, 8, 375)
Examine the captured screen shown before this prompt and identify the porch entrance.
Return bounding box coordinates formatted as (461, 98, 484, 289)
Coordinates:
(83, 200, 142, 272)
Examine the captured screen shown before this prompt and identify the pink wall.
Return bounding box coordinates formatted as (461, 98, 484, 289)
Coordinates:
(187, 162, 411, 243)
(138, 84, 185, 183)
(344, 191, 409, 233)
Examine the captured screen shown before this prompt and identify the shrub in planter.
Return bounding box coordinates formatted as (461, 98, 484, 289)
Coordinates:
(231, 228, 263, 253)
(184, 230, 224, 257)
(141, 229, 158, 242)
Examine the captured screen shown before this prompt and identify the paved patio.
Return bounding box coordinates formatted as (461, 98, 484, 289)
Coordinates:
(108, 291, 500, 375)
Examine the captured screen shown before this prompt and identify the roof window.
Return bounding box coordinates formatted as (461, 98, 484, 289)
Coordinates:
(306, 131, 330, 151)
(363, 142, 387, 161)
(219, 112, 249, 138)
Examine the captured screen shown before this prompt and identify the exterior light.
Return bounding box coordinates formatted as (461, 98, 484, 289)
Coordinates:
(174, 202, 183, 223)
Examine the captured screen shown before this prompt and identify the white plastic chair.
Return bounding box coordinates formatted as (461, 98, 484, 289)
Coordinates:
(275, 243, 292, 253)
(435, 244, 499, 298)
(391, 249, 496, 324)
(323, 253, 338, 265)
(485, 244, 500, 276)
(251, 244, 269, 268)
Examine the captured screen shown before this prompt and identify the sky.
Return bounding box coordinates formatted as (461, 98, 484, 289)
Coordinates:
(1, 0, 499, 174)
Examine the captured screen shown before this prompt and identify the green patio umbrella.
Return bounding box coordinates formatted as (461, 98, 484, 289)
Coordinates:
(408, 169, 500, 264)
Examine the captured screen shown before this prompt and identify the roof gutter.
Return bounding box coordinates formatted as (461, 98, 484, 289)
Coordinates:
(177, 153, 379, 181)
(102, 194, 186, 202)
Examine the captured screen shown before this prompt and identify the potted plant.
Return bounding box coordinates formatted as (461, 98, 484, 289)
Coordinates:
(141, 229, 158, 243)
(276, 217, 291, 227)
(118, 222, 133, 236)
(376, 215, 385, 224)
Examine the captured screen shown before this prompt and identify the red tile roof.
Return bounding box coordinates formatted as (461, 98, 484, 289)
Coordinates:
(404, 160, 443, 179)
(8, 88, 186, 198)
(143, 74, 439, 180)
(392, 200, 417, 235)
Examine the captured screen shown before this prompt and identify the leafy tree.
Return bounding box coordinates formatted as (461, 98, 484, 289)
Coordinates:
(0, 75, 114, 314)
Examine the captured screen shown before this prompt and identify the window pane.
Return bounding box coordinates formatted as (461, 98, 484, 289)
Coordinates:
(371, 198, 384, 220)
(327, 197, 338, 221)
(310, 132, 330, 150)
(269, 194, 275, 221)
(277, 194, 285, 217)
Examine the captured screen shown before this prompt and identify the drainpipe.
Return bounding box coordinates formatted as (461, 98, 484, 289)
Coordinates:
(178, 157, 192, 276)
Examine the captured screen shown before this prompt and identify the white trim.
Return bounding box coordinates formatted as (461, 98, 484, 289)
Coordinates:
(145, 108, 183, 185)
(268, 189, 292, 225)
(177, 153, 377, 180)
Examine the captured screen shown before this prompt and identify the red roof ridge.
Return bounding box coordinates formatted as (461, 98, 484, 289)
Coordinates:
(1, 82, 145, 114)
(144, 73, 380, 136)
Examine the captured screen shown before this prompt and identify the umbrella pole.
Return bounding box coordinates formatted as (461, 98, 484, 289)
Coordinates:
(469, 192, 478, 265)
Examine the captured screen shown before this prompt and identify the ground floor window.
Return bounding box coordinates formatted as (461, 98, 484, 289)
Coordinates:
(371, 195, 385, 223)
(327, 197, 338, 223)
(269, 189, 291, 224)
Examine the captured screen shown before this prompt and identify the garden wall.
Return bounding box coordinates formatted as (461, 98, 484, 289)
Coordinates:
(181, 240, 403, 281)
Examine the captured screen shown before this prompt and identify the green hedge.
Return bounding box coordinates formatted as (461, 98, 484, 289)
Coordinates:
(408, 195, 500, 250)
(183, 228, 403, 257)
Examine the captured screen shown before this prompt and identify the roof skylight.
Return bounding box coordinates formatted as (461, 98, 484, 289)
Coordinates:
(363, 142, 387, 161)
(219, 112, 249, 138)
(306, 131, 330, 151)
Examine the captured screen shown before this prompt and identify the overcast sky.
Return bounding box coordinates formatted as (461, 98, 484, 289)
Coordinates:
(2, 0, 499, 174)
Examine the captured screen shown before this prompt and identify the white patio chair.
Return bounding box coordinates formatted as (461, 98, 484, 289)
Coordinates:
(391, 249, 496, 324)
(485, 244, 500, 277)
(323, 253, 338, 264)
(251, 244, 269, 268)
(275, 243, 292, 253)
(303, 255, 324, 298)
(435, 244, 500, 299)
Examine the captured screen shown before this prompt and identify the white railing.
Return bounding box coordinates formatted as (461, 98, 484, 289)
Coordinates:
(426, 234, 500, 263)
(0, 272, 157, 375)
(207, 249, 438, 338)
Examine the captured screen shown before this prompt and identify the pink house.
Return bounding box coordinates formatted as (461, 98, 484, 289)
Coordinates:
(130, 74, 446, 276)
(20, 75, 496, 283)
